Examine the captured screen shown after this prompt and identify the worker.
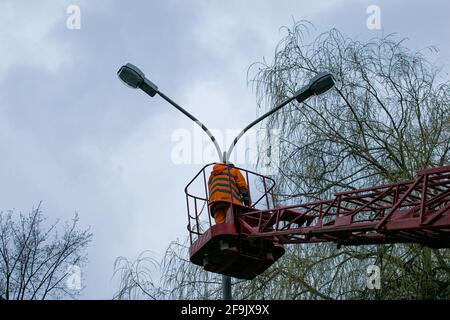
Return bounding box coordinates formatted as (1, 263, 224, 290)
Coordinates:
(208, 162, 250, 224)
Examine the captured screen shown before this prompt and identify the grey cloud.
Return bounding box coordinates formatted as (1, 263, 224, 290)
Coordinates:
(0, 0, 449, 298)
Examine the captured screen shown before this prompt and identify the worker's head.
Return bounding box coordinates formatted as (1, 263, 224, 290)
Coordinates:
(212, 162, 234, 174)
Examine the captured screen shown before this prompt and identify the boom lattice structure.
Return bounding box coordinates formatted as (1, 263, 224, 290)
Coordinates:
(186, 164, 450, 279)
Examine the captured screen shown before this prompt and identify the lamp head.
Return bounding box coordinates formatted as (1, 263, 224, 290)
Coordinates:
(117, 63, 158, 97)
(294, 71, 335, 102)
(308, 72, 334, 95)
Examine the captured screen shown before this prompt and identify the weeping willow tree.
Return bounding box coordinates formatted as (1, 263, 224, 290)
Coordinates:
(248, 20, 450, 299)
(113, 22, 450, 300)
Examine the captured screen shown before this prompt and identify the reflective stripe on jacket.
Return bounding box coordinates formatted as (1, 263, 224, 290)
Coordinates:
(208, 163, 248, 206)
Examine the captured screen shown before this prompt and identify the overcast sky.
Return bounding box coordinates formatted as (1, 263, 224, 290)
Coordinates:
(1, 0, 449, 299)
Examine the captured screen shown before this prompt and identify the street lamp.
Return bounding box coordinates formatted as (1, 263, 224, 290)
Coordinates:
(118, 63, 159, 96)
(224, 71, 335, 161)
(118, 63, 223, 160)
(117, 63, 335, 300)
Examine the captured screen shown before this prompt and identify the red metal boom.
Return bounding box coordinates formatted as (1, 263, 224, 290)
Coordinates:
(239, 165, 450, 248)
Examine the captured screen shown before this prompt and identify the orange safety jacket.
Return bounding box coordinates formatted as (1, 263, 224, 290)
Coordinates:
(208, 163, 248, 206)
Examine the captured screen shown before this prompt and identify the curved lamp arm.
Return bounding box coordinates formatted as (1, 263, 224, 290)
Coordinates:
(157, 91, 223, 161)
(224, 94, 298, 162)
(225, 72, 335, 162)
(117, 63, 223, 160)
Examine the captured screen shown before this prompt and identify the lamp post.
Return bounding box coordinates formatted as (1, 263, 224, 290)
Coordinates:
(117, 63, 335, 300)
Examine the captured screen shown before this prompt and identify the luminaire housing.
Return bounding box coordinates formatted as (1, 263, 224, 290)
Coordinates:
(117, 63, 158, 97)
